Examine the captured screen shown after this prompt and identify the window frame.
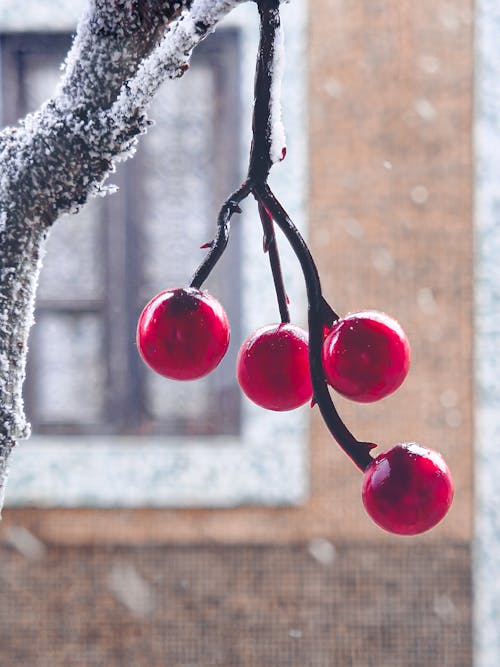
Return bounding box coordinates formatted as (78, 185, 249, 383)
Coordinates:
(3, 1, 310, 509)
(474, 2, 500, 665)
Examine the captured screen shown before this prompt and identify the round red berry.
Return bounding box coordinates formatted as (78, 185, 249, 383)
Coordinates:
(236, 323, 313, 411)
(137, 287, 230, 380)
(322, 310, 410, 402)
(362, 443, 454, 535)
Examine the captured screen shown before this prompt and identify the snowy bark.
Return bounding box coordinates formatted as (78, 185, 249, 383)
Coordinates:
(0, 0, 243, 506)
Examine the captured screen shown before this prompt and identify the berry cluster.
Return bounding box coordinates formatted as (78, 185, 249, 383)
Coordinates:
(136, 0, 453, 536)
(137, 290, 453, 536)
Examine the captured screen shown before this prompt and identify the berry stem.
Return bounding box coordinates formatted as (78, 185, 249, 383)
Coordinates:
(251, 0, 290, 325)
(190, 182, 250, 290)
(253, 183, 374, 472)
(258, 201, 290, 324)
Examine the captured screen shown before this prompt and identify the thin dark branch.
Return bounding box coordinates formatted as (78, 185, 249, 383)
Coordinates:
(258, 201, 290, 323)
(189, 182, 250, 289)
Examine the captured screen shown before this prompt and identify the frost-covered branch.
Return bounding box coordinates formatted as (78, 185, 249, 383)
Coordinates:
(0, 0, 242, 507)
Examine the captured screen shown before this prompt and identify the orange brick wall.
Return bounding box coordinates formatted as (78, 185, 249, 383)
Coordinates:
(307, 0, 473, 541)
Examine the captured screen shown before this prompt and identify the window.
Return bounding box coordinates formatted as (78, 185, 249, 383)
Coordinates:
(2, 2, 309, 508)
(1, 30, 242, 437)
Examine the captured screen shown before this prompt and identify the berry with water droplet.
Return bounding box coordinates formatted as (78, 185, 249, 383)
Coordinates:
(236, 323, 312, 411)
(137, 287, 230, 380)
(322, 311, 410, 402)
(362, 442, 453, 535)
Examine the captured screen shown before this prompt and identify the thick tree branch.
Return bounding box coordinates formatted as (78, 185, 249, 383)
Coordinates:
(59, 0, 192, 111)
(0, 0, 243, 506)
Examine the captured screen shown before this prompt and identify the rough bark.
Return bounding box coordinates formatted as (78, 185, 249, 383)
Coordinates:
(0, 0, 243, 507)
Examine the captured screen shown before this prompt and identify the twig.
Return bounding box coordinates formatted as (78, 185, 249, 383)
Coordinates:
(258, 201, 290, 324)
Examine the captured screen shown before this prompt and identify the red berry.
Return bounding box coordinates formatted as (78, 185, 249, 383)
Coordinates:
(362, 443, 454, 535)
(137, 288, 230, 380)
(322, 311, 410, 402)
(236, 323, 313, 411)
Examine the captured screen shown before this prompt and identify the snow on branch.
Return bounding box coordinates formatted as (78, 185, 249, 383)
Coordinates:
(0, 0, 243, 508)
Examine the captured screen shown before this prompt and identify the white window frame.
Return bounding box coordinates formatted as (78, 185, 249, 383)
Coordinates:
(2, 1, 310, 508)
(474, 3, 500, 666)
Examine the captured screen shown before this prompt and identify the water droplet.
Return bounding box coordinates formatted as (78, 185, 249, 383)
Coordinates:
(308, 538, 336, 565)
(418, 55, 440, 74)
(415, 98, 437, 121)
(446, 408, 462, 428)
(4, 526, 46, 560)
(410, 186, 429, 205)
(342, 218, 364, 239)
(438, 4, 460, 31)
(417, 287, 437, 313)
(288, 629, 302, 639)
(372, 247, 395, 274)
(440, 389, 458, 408)
(433, 594, 456, 619)
(324, 78, 342, 99)
(108, 563, 154, 617)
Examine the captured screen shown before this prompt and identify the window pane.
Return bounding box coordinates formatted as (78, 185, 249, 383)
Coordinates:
(38, 199, 105, 301)
(31, 313, 106, 424)
(23, 54, 61, 111)
(139, 64, 216, 297)
(145, 373, 211, 422)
